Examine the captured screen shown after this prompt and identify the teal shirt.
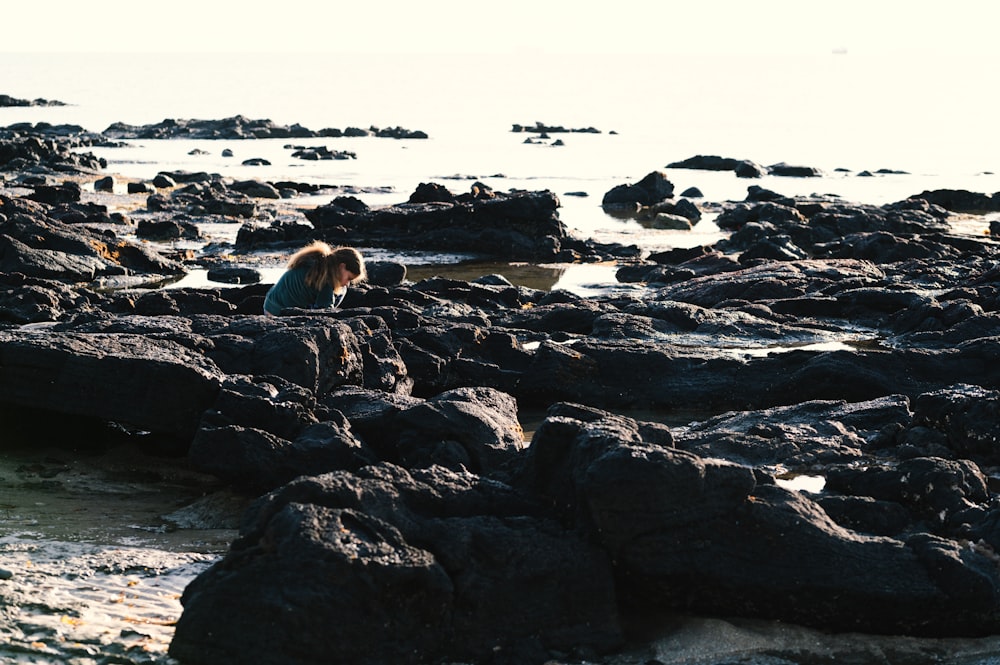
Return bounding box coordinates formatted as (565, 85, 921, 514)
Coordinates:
(263, 266, 345, 315)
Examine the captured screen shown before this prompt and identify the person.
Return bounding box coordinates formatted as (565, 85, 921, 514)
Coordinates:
(263, 241, 365, 316)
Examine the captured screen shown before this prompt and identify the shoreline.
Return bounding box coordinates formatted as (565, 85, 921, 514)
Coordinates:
(5, 119, 1000, 664)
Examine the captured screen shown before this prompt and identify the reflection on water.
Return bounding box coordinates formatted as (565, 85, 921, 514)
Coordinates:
(162, 261, 631, 297)
(724, 338, 879, 357)
(404, 261, 568, 291)
(0, 441, 236, 665)
(775, 473, 827, 493)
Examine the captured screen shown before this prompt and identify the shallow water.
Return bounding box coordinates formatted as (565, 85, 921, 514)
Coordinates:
(0, 443, 243, 664)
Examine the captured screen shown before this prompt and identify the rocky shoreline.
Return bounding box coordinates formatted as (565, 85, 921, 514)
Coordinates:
(3, 117, 1000, 664)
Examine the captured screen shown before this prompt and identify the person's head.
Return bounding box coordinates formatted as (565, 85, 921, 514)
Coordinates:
(287, 241, 366, 290)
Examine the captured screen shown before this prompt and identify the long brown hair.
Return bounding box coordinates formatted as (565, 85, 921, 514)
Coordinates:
(287, 241, 365, 290)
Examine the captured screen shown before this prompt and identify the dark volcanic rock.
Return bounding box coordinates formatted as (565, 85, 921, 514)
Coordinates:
(768, 162, 823, 177)
(715, 197, 954, 260)
(0, 330, 223, 438)
(602, 171, 675, 207)
(4, 129, 1000, 664)
(516, 403, 1000, 636)
(27, 181, 82, 204)
(912, 188, 1000, 213)
(101, 116, 428, 141)
(514, 312, 1000, 414)
(289, 146, 356, 161)
(667, 154, 766, 178)
(0, 273, 102, 324)
(170, 463, 621, 665)
(910, 384, 1000, 465)
(190, 409, 376, 493)
(366, 385, 526, 477)
(1, 195, 185, 281)
(511, 122, 601, 134)
(0, 134, 106, 173)
(0, 94, 68, 107)
(299, 183, 568, 261)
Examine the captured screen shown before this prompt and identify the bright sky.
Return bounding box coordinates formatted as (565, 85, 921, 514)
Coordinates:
(5, 0, 998, 55)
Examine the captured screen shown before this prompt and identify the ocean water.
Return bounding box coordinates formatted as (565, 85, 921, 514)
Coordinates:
(3, 50, 999, 234)
(6, 50, 999, 294)
(5, 50, 1000, 664)
(6, 50, 999, 295)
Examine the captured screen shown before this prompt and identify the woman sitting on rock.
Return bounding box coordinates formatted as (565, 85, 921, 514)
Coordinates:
(263, 241, 365, 315)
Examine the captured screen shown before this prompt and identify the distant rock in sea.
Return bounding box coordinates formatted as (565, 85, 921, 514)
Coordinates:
(101, 115, 427, 141)
(0, 94, 68, 107)
(512, 122, 601, 134)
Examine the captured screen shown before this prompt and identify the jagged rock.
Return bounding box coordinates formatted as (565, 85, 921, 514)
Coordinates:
(516, 403, 1000, 635)
(913, 189, 1000, 213)
(189, 375, 376, 492)
(170, 463, 621, 665)
(0, 194, 186, 280)
(101, 115, 427, 141)
(602, 171, 675, 207)
(298, 184, 567, 261)
(0, 330, 223, 438)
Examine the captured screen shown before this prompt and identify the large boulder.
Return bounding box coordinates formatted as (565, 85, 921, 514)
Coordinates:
(516, 403, 1000, 635)
(602, 171, 675, 207)
(0, 195, 185, 281)
(666, 154, 766, 178)
(297, 184, 567, 261)
(170, 464, 622, 665)
(0, 330, 223, 438)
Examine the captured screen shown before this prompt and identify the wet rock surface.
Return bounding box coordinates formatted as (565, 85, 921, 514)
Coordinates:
(4, 124, 1000, 664)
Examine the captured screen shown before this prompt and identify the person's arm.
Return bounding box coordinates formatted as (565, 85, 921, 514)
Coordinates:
(332, 286, 347, 308)
(312, 284, 335, 309)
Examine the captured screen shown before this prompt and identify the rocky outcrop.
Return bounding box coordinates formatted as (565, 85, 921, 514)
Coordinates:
(0, 94, 68, 107)
(511, 122, 601, 134)
(0, 133, 106, 173)
(5, 128, 1000, 663)
(712, 196, 954, 260)
(912, 188, 1000, 213)
(667, 154, 766, 178)
(101, 115, 427, 140)
(171, 388, 1000, 665)
(0, 329, 223, 438)
(518, 399, 1000, 635)
(0, 194, 185, 282)
(602, 171, 675, 207)
(171, 462, 621, 665)
(665, 155, 822, 178)
(299, 182, 570, 261)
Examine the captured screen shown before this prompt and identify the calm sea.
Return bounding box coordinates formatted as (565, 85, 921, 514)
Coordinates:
(3, 50, 999, 284)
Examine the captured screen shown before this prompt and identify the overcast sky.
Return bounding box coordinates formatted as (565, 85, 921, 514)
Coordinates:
(5, 1, 997, 55)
